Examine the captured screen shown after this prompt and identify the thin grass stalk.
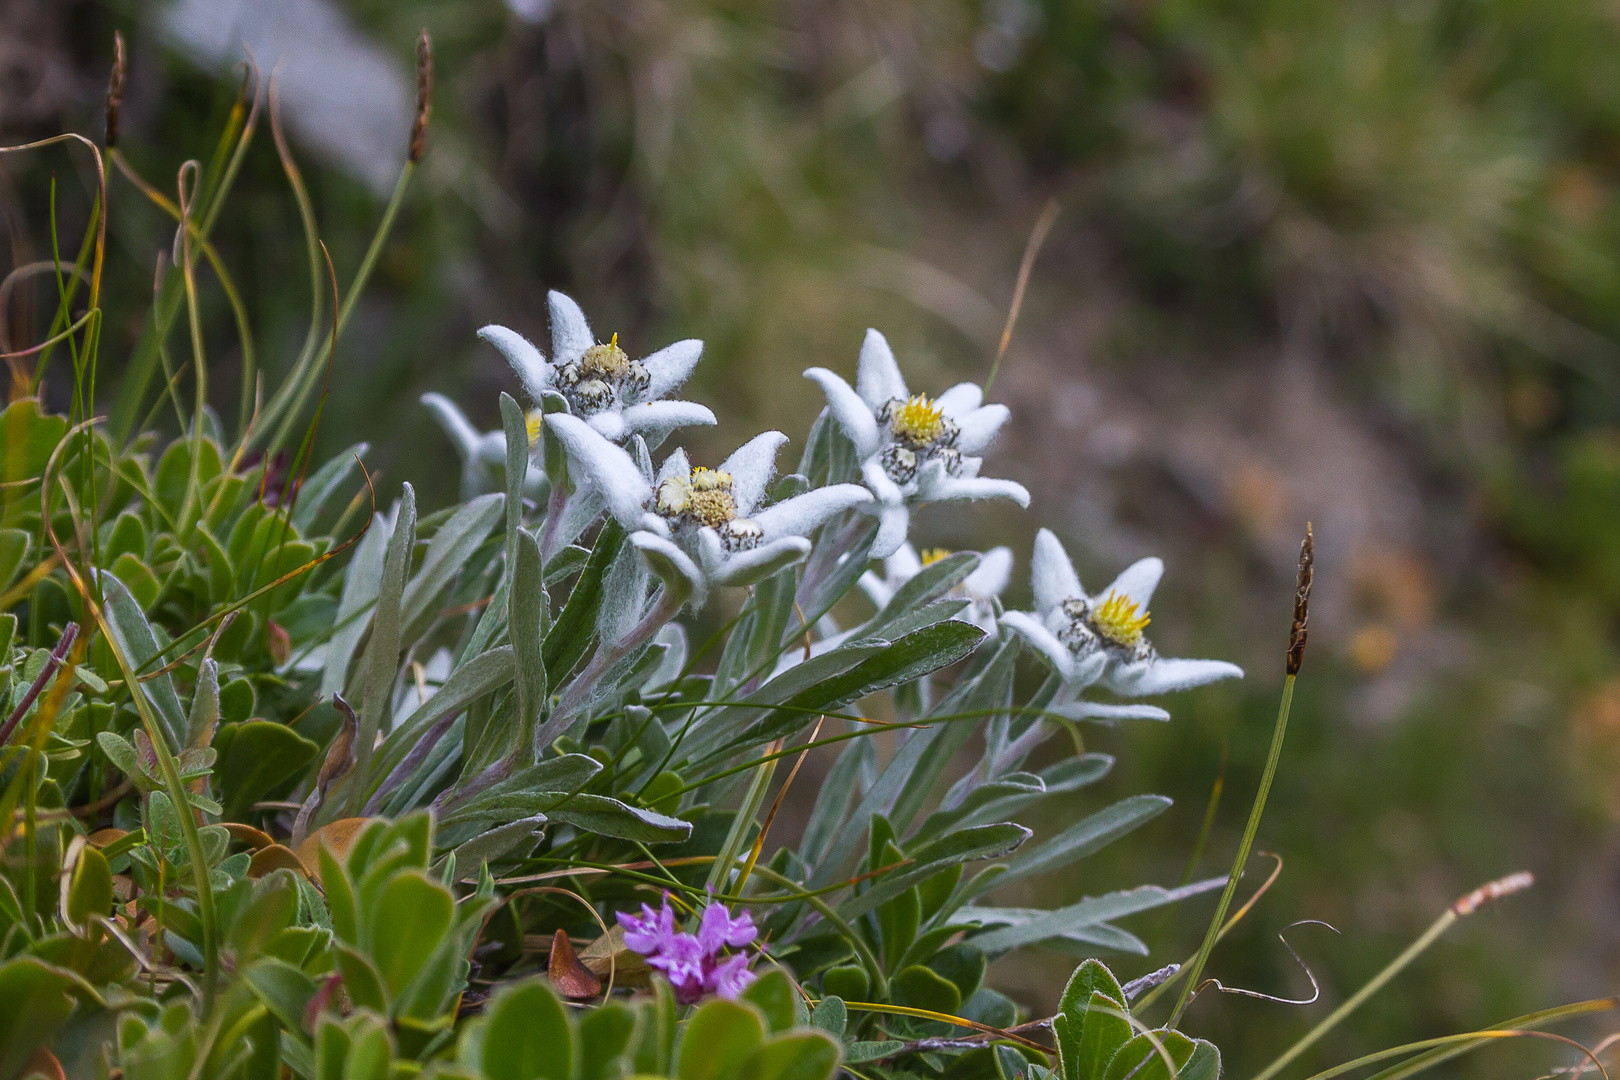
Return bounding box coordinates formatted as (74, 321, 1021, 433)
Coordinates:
(175, 160, 209, 543)
(703, 746, 781, 896)
(1251, 872, 1537, 1080)
(261, 163, 415, 456)
(1361, 998, 1620, 1080)
(1170, 525, 1313, 1029)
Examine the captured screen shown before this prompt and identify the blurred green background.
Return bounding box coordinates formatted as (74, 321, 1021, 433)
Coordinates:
(8, 0, 1620, 1073)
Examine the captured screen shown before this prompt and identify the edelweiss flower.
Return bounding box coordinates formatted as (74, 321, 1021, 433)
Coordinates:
(805, 329, 1029, 559)
(545, 414, 871, 603)
(860, 542, 1013, 635)
(420, 392, 545, 498)
(1002, 529, 1242, 713)
(479, 290, 716, 446)
(617, 895, 757, 1004)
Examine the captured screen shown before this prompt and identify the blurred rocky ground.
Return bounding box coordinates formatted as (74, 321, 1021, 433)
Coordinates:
(8, 0, 1620, 1073)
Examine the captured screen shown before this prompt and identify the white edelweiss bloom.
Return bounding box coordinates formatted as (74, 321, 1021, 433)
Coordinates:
(859, 542, 1013, 635)
(804, 329, 1030, 559)
(420, 393, 546, 498)
(1001, 528, 1243, 716)
(478, 290, 716, 447)
(545, 414, 872, 605)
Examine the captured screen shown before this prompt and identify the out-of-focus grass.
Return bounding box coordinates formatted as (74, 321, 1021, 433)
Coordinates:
(12, 0, 1620, 1073)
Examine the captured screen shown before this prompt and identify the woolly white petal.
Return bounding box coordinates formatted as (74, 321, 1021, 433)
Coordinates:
(656, 447, 690, 486)
(715, 536, 812, 587)
(1052, 701, 1172, 722)
(1032, 528, 1085, 615)
(545, 413, 651, 529)
(478, 325, 551, 400)
(620, 401, 717, 447)
(721, 431, 788, 517)
(955, 404, 1010, 456)
(921, 474, 1030, 508)
(804, 368, 881, 459)
(630, 531, 704, 610)
(886, 543, 924, 582)
(751, 484, 872, 541)
(696, 528, 726, 578)
(856, 328, 908, 409)
(965, 546, 1013, 599)
(548, 290, 593, 365)
(587, 410, 628, 443)
(1105, 658, 1244, 697)
(640, 339, 704, 401)
(421, 393, 483, 461)
(859, 457, 905, 506)
(1001, 610, 1074, 682)
(1102, 557, 1164, 610)
(872, 503, 912, 560)
(935, 382, 984, 418)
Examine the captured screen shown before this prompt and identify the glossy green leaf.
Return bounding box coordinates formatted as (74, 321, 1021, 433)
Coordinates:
(1054, 960, 1128, 1080)
(738, 1030, 843, 1080)
(67, 844, 113, 928)
(214, 720, 319, 822)
(370, 870, 455, 999)
(579, 1002, 638, 1080)
(0, 957, 80, 1079)
(740, 969, 798, 1033)
(465, 978, 576, 1080)
(0, 528, 30, 592)
(677, 997, 766, 1080)
(244, 956, 319, 1034)
(1100, 1030, 1196, 1080)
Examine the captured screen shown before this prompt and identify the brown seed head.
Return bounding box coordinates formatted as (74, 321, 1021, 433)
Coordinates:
(1451, 870, 1533, 916)
(1286, 522, 1313, 676)
(104, 32, 126, 149)
(410, 29, 432, 164)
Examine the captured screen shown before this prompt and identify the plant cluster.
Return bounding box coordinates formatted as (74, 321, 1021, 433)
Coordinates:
(0, 29, 1611, 1080)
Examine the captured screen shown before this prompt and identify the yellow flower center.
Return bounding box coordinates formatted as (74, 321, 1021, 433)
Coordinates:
(580, 333, 629, 379)
(889, 395, 947, 447)
(690, 467, 732, 492)
(525, 409, 544, 446)
(920, 547, 951, 566)
(657, 467, 737, 528)
(1090, 592, 1150, 647)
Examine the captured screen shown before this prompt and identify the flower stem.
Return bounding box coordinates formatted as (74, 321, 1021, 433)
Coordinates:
(1250, 872, 1534, 1080)
(1168, 673, 1296, 1029)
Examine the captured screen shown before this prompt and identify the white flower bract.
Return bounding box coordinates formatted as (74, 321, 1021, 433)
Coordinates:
(1002, 528, 1243, 710)
(805, 328, 1029, 559)
(545, 413, 871, 605)
(860, 542, 1013, 635)
(479, 290, 716, 447)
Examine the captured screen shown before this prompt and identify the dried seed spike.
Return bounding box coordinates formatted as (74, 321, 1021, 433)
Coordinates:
(549, 928, 602, 999)
(1451, 870, 1534, 916)
(104, 31, 126, 149)
(1286, 522, 1314, 676)
(410, 28, 432, 164)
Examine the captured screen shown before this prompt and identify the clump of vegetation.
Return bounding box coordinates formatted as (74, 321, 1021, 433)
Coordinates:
(0, 28, 1611, 1080)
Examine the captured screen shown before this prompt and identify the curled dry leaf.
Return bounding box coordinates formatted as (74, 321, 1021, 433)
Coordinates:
(248, 844, 312, 880)
(294, 816, 371, 885)
(548, 928, 602, 1000)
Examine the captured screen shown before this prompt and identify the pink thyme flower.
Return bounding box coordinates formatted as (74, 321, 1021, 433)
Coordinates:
(616, 894, 758, 1005)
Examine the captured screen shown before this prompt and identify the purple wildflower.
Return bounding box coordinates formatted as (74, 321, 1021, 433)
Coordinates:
(616, 894, 758, 1004)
